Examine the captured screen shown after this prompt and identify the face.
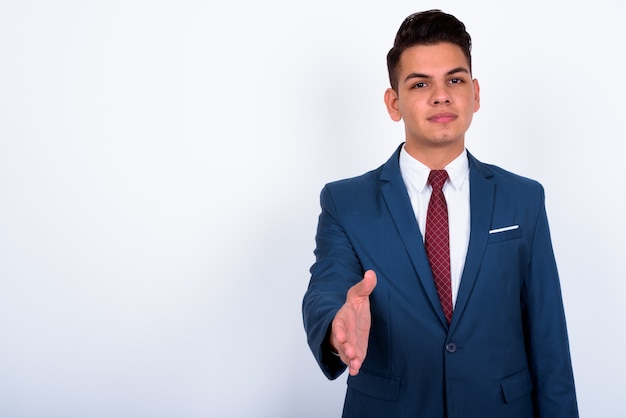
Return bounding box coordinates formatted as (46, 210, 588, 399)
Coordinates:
(384, 42, 480, 158)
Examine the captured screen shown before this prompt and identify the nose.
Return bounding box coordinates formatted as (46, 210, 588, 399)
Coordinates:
(432, 84, 451, 105)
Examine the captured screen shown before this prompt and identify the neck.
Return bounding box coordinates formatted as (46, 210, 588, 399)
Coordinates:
(403, 142, 465, 170)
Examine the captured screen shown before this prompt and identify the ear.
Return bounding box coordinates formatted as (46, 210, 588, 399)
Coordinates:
(472, 78, 481, 112)
(384, 88, 402, 122)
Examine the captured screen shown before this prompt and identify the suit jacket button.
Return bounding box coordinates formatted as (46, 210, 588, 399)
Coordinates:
(445, 343, 457, 353)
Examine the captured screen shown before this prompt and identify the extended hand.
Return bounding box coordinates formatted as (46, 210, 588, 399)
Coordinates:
(330, 270, 377, 376)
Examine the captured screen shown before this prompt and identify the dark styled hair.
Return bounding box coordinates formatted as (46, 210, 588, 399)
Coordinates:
(386, 10, 472, 91)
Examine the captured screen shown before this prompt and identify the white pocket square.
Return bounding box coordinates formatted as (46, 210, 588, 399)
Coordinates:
(489, 225, 519, 234)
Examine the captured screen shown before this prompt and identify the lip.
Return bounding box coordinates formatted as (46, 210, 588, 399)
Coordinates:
(428, 112, 457, 123)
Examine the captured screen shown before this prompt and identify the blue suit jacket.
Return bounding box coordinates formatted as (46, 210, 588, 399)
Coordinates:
(302, 145, 578, 417)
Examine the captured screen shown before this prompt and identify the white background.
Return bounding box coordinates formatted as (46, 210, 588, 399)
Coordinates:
(0, 1, 624, 417)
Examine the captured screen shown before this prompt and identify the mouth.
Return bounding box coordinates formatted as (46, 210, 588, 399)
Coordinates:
(428, 113, 457, 123)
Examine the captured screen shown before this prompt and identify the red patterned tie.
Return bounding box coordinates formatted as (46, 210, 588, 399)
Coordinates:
(425, 170, 453, 323)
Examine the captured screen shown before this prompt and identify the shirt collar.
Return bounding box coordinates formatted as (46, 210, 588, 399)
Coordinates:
(399, 145, 469, 192)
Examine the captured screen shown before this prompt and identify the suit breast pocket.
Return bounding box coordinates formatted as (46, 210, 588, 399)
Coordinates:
(483, 226, 525, 297)
(487, 226, 522, 244)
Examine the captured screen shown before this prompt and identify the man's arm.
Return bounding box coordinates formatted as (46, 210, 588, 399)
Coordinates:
(523, 187, 578, 417)
(302, 185, 375, 379)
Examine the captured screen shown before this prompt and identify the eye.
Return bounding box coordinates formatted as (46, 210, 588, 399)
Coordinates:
(412, 81, 427, 89)
(449, 78, 463, 84)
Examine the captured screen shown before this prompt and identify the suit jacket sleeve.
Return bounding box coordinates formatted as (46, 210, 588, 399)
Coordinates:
(302, 184, 364, 380)
(524, 186, 578, 417)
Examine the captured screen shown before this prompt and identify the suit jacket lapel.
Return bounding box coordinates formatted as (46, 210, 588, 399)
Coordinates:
(450, 152, 495, 328)
(379, 146, 449, 326)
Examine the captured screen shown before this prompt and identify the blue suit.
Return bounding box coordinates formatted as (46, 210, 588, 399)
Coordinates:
(302, 145, 578, 417)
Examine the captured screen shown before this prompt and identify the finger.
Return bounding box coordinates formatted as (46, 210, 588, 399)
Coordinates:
(348, 358, 363, 376)
(331, 333, 355, 365)
(331, 319, 347, 346)
(348, 270, 377, 300)
(362, 270, 377, 293)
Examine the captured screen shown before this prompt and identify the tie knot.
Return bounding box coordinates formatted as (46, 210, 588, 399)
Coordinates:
(428, 170, 448, 191)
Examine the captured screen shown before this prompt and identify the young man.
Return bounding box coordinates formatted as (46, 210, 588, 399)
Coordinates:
(302, 9, 578, 418)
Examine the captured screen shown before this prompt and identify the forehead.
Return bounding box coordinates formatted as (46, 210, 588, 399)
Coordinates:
(398, 42, 470, 76)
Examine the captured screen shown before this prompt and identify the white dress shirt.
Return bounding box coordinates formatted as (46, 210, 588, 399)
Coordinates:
(399, 146, 470, 306)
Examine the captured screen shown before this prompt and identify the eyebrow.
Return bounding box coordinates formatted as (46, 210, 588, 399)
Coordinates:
(403, 67, 470, 83)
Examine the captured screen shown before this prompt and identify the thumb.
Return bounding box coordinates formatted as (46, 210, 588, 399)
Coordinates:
(350, 270, 377, 299)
